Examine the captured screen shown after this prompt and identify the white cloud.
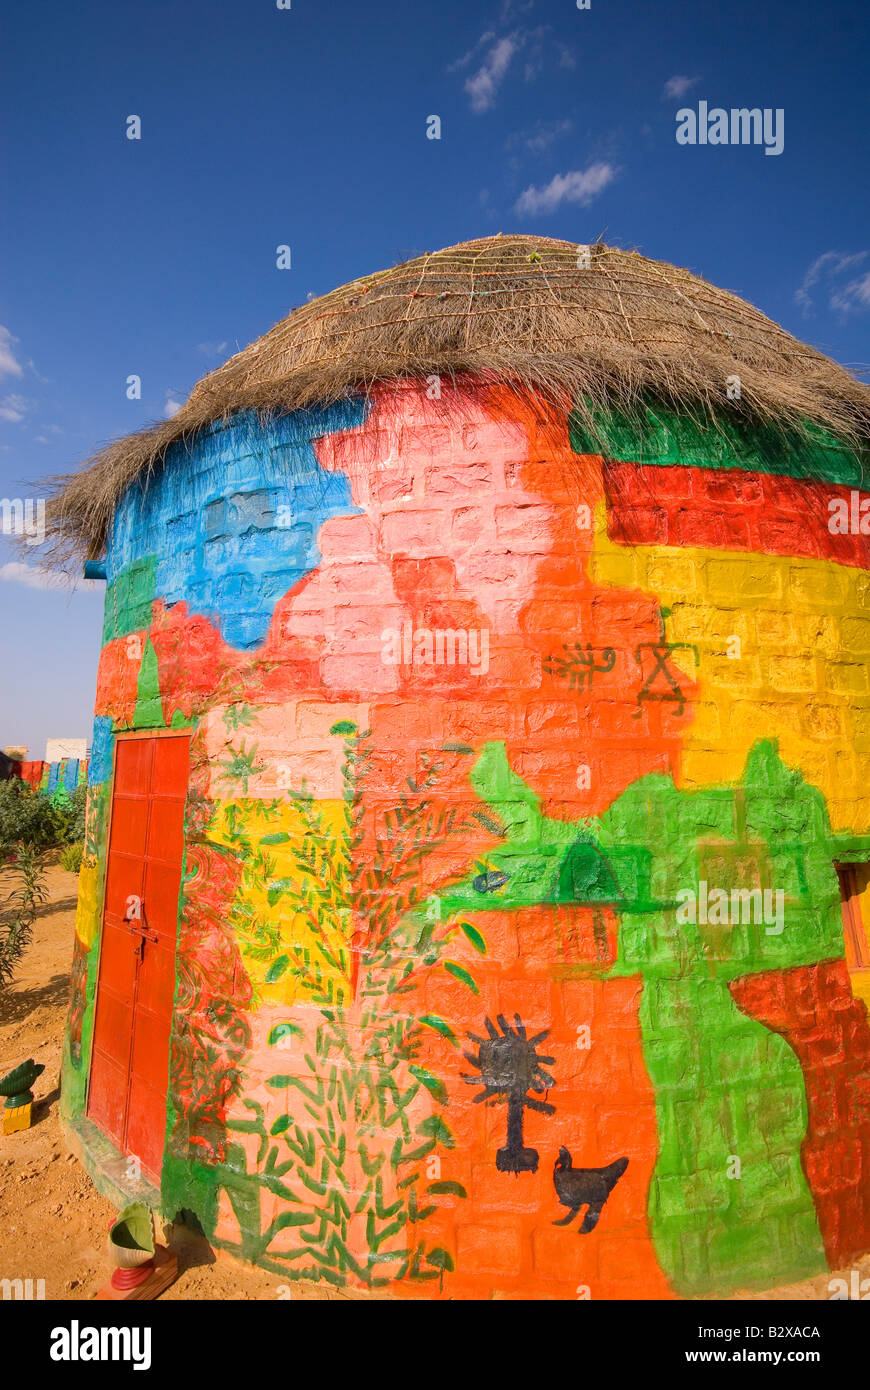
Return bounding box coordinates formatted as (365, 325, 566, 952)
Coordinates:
(449, 28, 497, 73)
(522, 35, 547, 84)
(663, 75, 699, 100)
(0, 562, 64, 591)
(0, 327, 23, 380)
(514, 161, 617, 216)
(0, 562, 98, 592)
(796, 250, 870, 314)
(452, 19, 568, 111)
(0, 394, 29, 422)
(831, 272, 870, 313)
(498, 0, 535, 19)
(196, 340, 228, 357)
(33, 424, 63, 444)
(466, 35, 520, 112)
(164, 392, 183, 418)
(509, 118, 573, 155)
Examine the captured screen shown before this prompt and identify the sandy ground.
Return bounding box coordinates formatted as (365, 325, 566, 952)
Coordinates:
(1, 859, 867, 1302)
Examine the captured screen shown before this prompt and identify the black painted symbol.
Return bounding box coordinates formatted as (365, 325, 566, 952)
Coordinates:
(543, 643, 616, 692)
(633, 608, 697, 718)
(552, 1147, 629, 1233)
(472, 867, 510, 894)
(463, 1014, 555, 1173)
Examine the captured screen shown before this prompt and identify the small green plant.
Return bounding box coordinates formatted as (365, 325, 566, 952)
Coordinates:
(60, 841, 84, 874)
(0, 844, 49, 990)
(217, 740, 266, 795)
(223, 703, 256, 734)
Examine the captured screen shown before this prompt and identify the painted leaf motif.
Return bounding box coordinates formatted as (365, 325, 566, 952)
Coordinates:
(425, 1247, 455, 1271)
(459, 922, 487, 955)
(427, 1180, 467, 1198)
(409, 1065, 448, 1104)
(419, 1014, 458, 1046)
(271, 1210, 316, 1230)
(266, 955, 289, 982)
(417, 1115, 455, 1148)
(268, 1022, 303, 1046)
(470, 808, 507, 837)
(267, 881, 293, 907)
(444, 961, 479, 994)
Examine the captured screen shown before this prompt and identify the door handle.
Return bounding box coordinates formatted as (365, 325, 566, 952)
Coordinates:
(129, 921, 158, 941)
(130, 923, 158, 963)
(123, 897, 157, 960)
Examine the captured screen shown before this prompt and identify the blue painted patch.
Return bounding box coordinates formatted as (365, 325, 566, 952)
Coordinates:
(107, 400, 368, 650)
(89, 716, 114, 786)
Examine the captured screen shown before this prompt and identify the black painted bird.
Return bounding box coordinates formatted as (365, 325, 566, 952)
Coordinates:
(552, 1148, 629, 1233)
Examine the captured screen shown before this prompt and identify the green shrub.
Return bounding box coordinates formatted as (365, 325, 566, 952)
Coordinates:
(53, 783, 88, 845)
(0, 780, 64, 860)
(0, 844, 49, 990)
(60, 841, 84, 874)
(0, 778, 89, 861)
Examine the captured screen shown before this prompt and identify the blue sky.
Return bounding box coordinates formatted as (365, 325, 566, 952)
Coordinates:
(1, 0, 868, 757)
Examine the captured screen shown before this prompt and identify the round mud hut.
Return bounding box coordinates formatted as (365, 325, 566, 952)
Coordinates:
(49, 235, 870, 1299)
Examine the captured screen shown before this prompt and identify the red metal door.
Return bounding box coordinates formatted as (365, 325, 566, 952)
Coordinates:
(88, 733, 189, 1182)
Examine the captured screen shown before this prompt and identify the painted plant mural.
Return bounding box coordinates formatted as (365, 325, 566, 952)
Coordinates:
(61, 376, 870, 1300)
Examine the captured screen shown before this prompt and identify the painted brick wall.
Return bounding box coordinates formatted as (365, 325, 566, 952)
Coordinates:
(63, 380, 870, 1299)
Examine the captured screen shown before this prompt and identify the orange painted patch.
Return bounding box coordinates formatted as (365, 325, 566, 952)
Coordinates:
(402, 908, 673, 1300)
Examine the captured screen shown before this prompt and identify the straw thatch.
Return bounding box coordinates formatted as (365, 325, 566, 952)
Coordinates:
(44, 235, 870, 566)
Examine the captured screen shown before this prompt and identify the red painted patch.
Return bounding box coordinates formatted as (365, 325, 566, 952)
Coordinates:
(17, 761, 45, 788)
(604, 462, 870, 567)
(730, 959, 870, 1267)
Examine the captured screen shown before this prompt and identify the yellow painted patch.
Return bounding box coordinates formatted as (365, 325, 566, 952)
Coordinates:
(591, 523, 870, 833)
(74, 861, 100, 951)
(850, 970, 870, 1009)
(208, 798, 354, 1005)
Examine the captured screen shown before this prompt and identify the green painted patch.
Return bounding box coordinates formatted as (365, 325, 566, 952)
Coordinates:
(102, 557, 157, 643)
(570, 399, 870, 487)
(59, 777, 112, 1119)
(132, 640, 164, 729)
(457, 736, 870, 1296)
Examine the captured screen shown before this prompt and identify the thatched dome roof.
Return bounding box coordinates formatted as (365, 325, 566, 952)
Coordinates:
(45, 234, 870, 565)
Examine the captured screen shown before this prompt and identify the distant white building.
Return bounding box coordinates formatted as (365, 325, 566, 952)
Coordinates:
(45, 738, 88, 763)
